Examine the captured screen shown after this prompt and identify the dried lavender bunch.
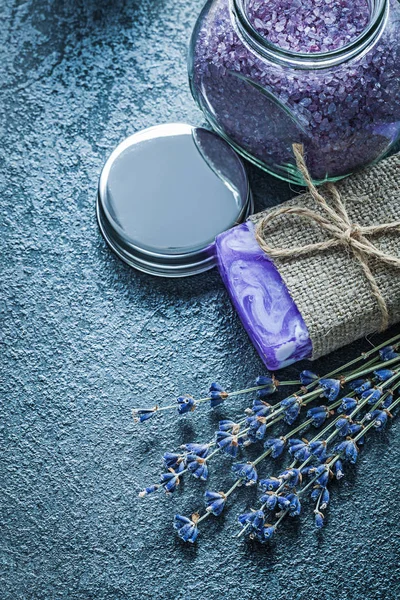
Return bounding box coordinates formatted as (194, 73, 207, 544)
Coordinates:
(136, 334, 400, 544)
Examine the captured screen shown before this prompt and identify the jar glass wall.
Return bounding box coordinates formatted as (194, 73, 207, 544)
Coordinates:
(189, 0, 400, 184)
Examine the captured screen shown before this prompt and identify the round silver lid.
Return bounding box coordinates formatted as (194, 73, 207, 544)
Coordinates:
(97, 123, 253, 277)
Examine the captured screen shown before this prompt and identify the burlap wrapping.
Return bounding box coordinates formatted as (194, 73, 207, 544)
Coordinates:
(249, 153, 400, 359)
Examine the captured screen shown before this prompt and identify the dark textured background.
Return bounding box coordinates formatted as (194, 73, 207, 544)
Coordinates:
(1, 1, 400, 599)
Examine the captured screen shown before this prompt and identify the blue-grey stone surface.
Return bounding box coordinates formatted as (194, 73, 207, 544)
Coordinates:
(1, 1, 399, 599)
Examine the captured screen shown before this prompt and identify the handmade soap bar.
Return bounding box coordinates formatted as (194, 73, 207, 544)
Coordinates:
(216, 153, 400, 370)
(215, 221, 312, 370)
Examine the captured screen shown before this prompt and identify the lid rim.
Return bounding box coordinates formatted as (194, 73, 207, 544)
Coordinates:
(97, 191, 254, 277)
(97, 196, 219, 277)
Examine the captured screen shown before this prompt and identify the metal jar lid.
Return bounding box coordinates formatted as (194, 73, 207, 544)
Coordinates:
(97, 123, 253, 277)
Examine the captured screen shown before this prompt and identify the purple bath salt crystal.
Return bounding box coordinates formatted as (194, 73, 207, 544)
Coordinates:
(246, 0, 370, 53)
(215, 221, 312, 370)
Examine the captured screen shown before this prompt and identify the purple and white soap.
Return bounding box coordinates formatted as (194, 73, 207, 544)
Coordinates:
(216, 221, 312, 370)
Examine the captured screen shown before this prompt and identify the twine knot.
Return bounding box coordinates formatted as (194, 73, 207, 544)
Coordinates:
(343, 224, 361, 245)
(255, 143, 400, 332)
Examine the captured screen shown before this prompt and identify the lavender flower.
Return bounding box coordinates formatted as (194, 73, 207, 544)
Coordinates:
(335, 439, 359, 463)
(255, 375, 274, 386)
(238, 510, 265, 534)
(138, 484, 159, 498)
(350, 380, 372, 395)
(300, 465, 314, 476)
(382, 393, 394, 409)
(174, 514, 199, 543)
(309, 440, 327, 460)
(257, 387, 277, 399)
(374, 369, 395, 383)
(314, 465, 330, 487)
(286, 493, 301, 517)
(187, 456, 209, 481)
(232, 462, 258, 486)
(315, 511, 325, 529)
(176, 395, 196, 414)
(348, 423, 363, 436)
(380, 346, 399, 361)
(319, 378, 341, 401)
(338, 397, 358, 414)
(204, 490, 226, 516)
(279, 468, 302, 488)
(132, 407, 157, 423)
(335, 417, 353, 436)
(257, 525, 275, 543)
(311, 487, 322, 502)
(264, 437, 286, 458)
(218, 419, 239, 432)
(288, 438, 311, 461)
(163, 452, 185, 470)
(307, 405, 332, 427)
(248, 398, 272, 417)
(333, 460, 345, 480)
(361, 388, 383, 405)
(216, 430, 239, 457)
(259, 477, 281, 492)
(139, 333, 400, 545)
(263, 493, 290, 511)
(209, 383, 229, 407)
(348, 378, 368, 391)
(247, 415, 268, 440)
(367, 409, 391, 431)
(255, 375, 276, 396)
(181, 443, 209, 458)
(320, 488, 330, 510)
(299, 370, 319, 386)
(160, 466, 183, 494)
(281, 396, 301, 424)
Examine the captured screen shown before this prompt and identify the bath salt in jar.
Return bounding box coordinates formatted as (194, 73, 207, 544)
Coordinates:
(189, 0, 400, 184)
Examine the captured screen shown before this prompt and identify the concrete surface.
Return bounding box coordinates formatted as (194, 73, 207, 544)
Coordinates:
(1, 1, 399, 599)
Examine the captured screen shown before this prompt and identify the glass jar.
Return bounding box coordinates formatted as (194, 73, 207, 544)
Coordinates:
(189, 0, 400, 184)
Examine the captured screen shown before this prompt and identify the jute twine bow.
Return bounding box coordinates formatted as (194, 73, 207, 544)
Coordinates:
(255, 143, 400, 331)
